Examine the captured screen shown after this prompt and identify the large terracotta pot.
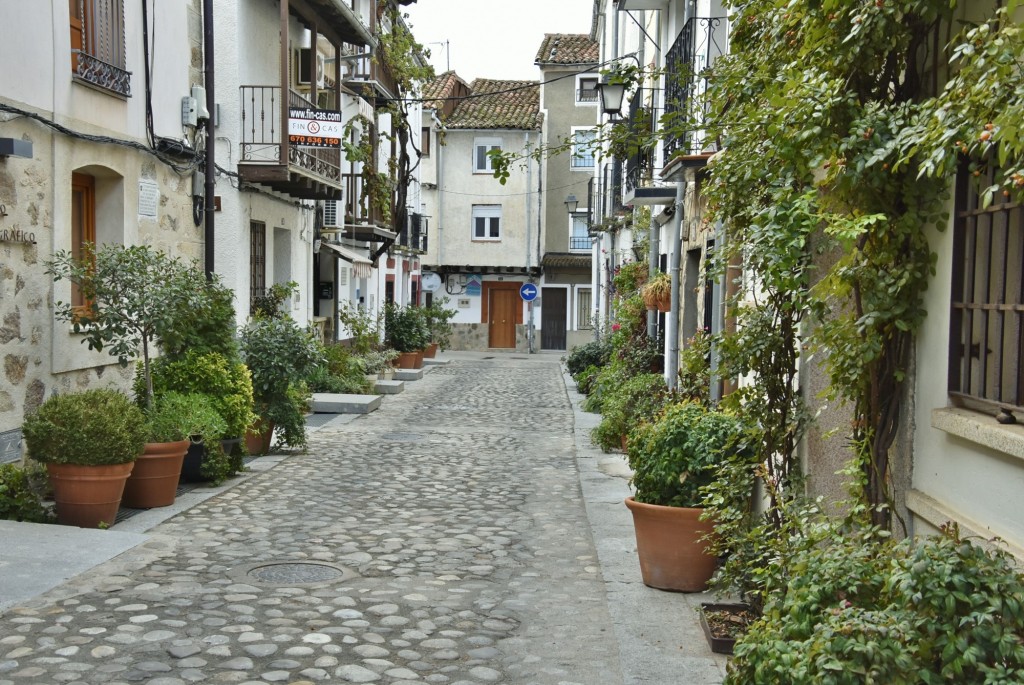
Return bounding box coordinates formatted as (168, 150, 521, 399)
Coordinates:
(46, 462, 134, 528)
(423, 342, 439, 359)
(413, 350, 425, 369)
(121, 440, 190, 509)
(624, 497, 717, 592)
(396, 351, 419, 369)
(245, 419, 274, 456)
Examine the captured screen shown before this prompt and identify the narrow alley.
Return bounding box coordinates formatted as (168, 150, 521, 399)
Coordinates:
(0, 354, 726, 685)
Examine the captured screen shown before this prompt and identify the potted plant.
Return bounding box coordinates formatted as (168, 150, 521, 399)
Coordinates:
(143, 350, 256, 484)
(625, 401, 750, 591)
(384, 303, 430, 368)
(422, 297, 457, 357)
(22, 389, 147, 528)
(591, 373, 668, 452)
(239, 315, 324, 454)
(46, 244, 207, 411)
(640, 272, 672, 313)
(122, 392, 226, 508)
(357, 349, 399, 379)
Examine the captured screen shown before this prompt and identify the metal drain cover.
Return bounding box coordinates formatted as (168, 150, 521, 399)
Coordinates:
(230, 561, 356, 587)
(381, 432, 424, 442)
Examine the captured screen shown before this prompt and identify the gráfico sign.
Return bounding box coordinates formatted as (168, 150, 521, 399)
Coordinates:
(0, 227, 36, 244)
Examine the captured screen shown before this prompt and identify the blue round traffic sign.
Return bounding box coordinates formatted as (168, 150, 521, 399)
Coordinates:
(519, 282, 538, 302)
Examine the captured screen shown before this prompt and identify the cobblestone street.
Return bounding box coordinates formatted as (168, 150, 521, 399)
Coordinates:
(0, 353, 726, 685)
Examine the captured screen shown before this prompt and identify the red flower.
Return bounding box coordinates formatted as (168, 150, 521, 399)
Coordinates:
(612, 323, 621, 332)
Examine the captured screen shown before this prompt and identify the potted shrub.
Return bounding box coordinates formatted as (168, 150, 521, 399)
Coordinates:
(640, 271, 672, 313)
(122, 392, 226, 508)
(357, 349, 399, 380)
(625, 401, 750, 591)
(143, 350, 256, 483)
(591, 373, 668, 452)
(239, 315, 324, 454)
(384, 303, 430, 368)
(46, 243, 206, 411)
(22, 389, 147, 528)
(423, 297, 457, 357)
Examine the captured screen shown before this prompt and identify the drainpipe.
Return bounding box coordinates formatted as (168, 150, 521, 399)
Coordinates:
(665, 180, 685, 390)
(647, 213, 659, 340)
(525, 131, 534, 353)
(203, 0, 215, 278)
(437, 121, 444, 269)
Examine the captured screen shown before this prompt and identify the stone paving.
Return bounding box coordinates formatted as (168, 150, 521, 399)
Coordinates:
(0, 354, 628, 685)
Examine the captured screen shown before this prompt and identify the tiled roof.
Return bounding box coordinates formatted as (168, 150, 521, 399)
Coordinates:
(421, 70, 470, 111)
(446, 79, 542, 130)
(534, 34, 599, 66)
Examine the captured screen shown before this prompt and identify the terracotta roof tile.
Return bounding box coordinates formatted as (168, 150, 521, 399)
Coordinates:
(534, 34, 599, 66)
(421, 70, 470, 111)
(446, 79, 542, 130)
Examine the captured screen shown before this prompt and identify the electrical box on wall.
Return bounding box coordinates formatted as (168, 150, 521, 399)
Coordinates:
(458, 298, 471, 308)
(181, 97, 198, 127)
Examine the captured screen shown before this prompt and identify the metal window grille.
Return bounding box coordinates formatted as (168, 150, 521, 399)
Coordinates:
(72, 0, 130, 96)
(250, 221, 266, 303)
(577, 289, 593, 329)
(324, 200, 340, 227)
(949, 164, 1024, 413)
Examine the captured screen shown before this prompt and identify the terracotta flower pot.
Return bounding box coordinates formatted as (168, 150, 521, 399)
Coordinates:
(624, 497, 717, 592)
(423, 342, 439, 359)
(245, 419, 275, 456)
(413, 350, 425, 369)
(396, 351, 418, 369)
(46, 462, 134, 528)
(121, 440, 190, 509)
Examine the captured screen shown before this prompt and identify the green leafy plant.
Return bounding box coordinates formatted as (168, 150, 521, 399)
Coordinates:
(143, 351, 256, 442)
(356, 348, 399, 375)
(423, 296, 457, 349)
(384, 302, 430, 353)
(338, 301, 384, 355)
(677, 330, 711, 405)
(157, 272, 238, 361)
(239, 316, 324, 450)
(627, 402, 750, 508)
(0, 462, 55, 523)
(45, 244, 205, 410)
(251, 281, 298, 320)
(591, 373, 669, 452)
(23, 389, 146, 466)
(566, 339, 612, 379)
(726, 522, 1024, 684)
(640, 271, 671, 310)
(611, 260, 648, 296)
(144, 391, 226, 444)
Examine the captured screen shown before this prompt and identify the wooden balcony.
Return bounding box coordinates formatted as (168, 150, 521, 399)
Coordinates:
(344, 53, 398, 103)
(237, 86, 343, 200)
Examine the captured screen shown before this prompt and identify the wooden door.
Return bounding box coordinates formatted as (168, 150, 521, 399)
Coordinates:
(488, 290, 517, 348)
(541, 288, 567, 350)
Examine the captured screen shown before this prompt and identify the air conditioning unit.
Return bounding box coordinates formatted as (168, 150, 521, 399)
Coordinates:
(296, 48, 326, 88)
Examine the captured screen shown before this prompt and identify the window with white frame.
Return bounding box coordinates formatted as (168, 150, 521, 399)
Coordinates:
(472, 205, 502, 240)
(571, 128, 596, 169)
(570, 212, 590, 251)
(474, 137, 502, 173)
(576, 288, 593, 329)
(576, 74, 598, 104)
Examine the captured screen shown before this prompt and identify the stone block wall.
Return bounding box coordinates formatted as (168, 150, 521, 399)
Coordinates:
(447, 323, 530, 352)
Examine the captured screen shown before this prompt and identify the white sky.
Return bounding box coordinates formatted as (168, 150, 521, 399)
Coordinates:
(403, 0, 595, 83)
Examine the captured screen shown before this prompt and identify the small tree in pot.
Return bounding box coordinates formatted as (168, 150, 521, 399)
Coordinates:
(384, 303, 430, 368)
(22, 389, 147, 527)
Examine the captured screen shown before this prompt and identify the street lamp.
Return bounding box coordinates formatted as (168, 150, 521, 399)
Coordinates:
(596, 76, 626, 119)
(564, 194, 579, 214)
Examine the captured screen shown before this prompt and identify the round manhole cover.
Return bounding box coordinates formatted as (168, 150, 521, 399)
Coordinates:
(232, 561, 356, 587)
(381, 432, 423, 442)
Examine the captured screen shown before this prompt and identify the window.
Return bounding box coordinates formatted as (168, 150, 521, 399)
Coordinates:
(576, 75, 599, 103)
(250, 221, 266, 304)
(570, 212, 590, 251)
(421, 127, 431, 157)
(472, 205, 502, 241)
(576, 288, 593, 329)
(70, 173, 96, 309)
(571, 129, 596, 169)
(949, 164, 1024, 412)
(474, 137, 502, 173)
(69, 0, 130, 97)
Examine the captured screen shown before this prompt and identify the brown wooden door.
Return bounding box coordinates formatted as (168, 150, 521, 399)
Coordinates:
(488, 290, 517, 348)
(541, 288, 567, 350)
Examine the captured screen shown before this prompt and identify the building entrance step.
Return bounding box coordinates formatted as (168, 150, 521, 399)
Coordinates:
(310, 393, 382, 414)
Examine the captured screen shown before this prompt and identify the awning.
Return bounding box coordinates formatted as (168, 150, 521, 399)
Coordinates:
(321, 241, 373, 279)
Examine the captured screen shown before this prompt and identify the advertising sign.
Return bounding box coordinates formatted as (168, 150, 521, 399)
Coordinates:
(288, 107, 342, 147)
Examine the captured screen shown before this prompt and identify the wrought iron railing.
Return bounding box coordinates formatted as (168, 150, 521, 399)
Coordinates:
(577, 88, 598, 102)
(73, 52, 131, 96)
(570, 236, 591, 251)
(624, 92, 651, 194)
(72, 0, 130, 96)
(663, 16, 728, 160)
(239, 86, 341, 187)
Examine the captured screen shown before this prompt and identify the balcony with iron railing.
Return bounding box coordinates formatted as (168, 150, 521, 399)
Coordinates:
(345, 53, 398, 103)
(663, 16, 728, 161)
(623, 92, 652, 197)
(238, 86, 343, 200)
